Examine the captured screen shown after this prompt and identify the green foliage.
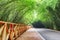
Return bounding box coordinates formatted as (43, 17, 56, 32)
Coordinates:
(0, 0, 35, 23)
(46, 0, 60, 30)
(0, 0, 60, 30)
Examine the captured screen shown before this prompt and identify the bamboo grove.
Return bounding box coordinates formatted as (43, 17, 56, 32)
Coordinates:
(0, 0, 60, 30)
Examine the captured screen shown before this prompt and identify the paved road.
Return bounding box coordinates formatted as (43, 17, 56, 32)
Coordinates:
(35, 28, 60, 40)
(16, 28, 60, 40)
(16, 28, 42, 40)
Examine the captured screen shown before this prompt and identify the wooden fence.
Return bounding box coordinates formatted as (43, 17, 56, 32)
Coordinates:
(0, 21, 30, 40)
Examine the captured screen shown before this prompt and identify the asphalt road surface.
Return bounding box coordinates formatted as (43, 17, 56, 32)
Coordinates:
(16, 28, 60, 40)
(36, 28, 60, 40)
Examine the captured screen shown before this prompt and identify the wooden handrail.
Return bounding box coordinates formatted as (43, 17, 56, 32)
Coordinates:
(0, 21, 18, 25)
(0, 21, 30, 40)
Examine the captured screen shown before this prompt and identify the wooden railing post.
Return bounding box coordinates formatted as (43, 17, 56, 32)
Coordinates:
(2, 23, 7, 40)
(9, 24, 14, 40)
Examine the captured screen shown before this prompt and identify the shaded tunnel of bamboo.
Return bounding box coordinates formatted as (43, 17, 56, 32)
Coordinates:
(0, 21, 31, 40)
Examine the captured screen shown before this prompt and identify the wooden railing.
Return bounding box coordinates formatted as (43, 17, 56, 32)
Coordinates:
(0, 21, 31, 40)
